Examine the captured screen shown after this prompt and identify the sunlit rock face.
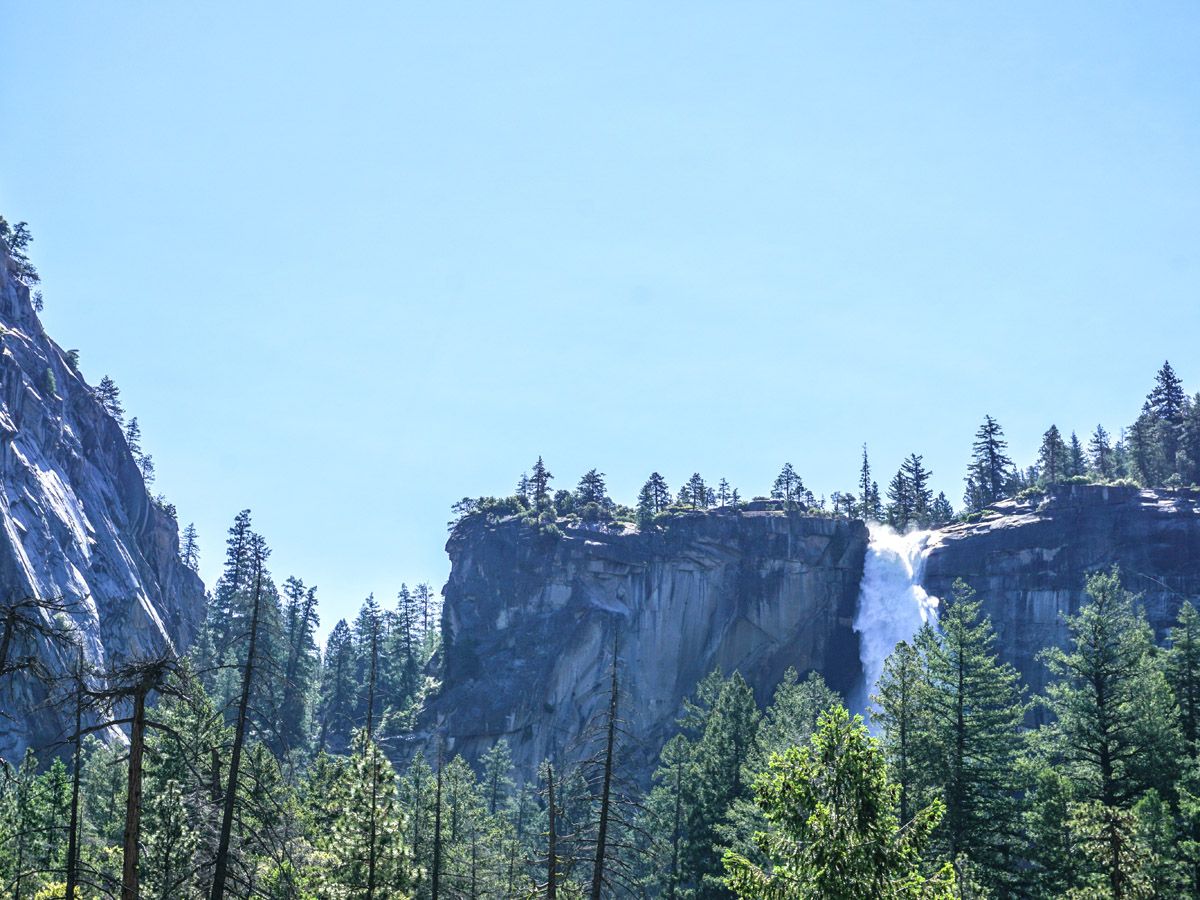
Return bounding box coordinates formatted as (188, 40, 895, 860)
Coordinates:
(432, 485, 1200, 780)
(0, 254, 205, 760)
(924, 484, 1200, 701)
(431, 506, 868, 779)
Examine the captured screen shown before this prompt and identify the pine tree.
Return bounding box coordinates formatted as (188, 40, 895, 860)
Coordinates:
(722, 705, 954, 899)
(874, 637, 936, 828)
(124, 417, 142, 459)
(575, 469, 610, 508)
(317, 619, 357, 753)
(1090, 425, 1114, 479)
(770, 463, 804, 506)
(530, 457, 553, 511)
(929, 492, 954, 525)
(211, 531, 271, 900)
(921, 580, 1027, 894)
(414, 582, 438, 639)
(1041, 569, 1183, 816)
(887, 466, 913, 530)
(1168, 601, 1200, 758)
(684, 673, 759, 897)
(966, 415, 1014, 511)
(903, 453, 933, 526)
(716, 478, 732, 507)
(640, 733, 690, 898)
(95, 375, 124, 423)
(479, 739, 514, 817)
(180, 522, 200, 571)
(278, 576, 320, 761)
(1180, 394, 1200, 485)
(857, 445, 878, 521)
(1038, 425, 1069, 486)
(1147, 361, 1187, 472)
(1068, 431, 1086, 478)
(683, 473, 708, 510)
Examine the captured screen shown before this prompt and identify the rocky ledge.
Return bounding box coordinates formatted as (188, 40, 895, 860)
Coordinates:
(924, 484, 1200, 699)
(429, 508, 868, 777)
(0, 253, 206, 760)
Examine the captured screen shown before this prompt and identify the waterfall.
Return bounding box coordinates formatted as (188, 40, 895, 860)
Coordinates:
(852, 524, 939, 720)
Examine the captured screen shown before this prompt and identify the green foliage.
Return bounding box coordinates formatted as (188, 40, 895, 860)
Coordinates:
(722, 705, 954, 899)
(0, 215, 41, 285)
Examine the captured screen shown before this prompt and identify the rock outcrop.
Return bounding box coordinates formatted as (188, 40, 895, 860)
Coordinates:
(924, 484, 1200, 699)
(432, 485, 1200, 779)
(0, 250, 206, 760)
(431, 507, 867, 777)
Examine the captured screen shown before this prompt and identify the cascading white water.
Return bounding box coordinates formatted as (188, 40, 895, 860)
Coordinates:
(852, 524, 940, 720)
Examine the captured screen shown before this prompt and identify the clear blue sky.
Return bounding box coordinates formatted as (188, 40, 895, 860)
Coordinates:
(2, 3, 1198, 636)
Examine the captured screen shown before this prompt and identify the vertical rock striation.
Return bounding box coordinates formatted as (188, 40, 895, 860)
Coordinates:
(430, 506, 868, 777)
(0, 251, 206, 760)
(923, 484, 1200, 700)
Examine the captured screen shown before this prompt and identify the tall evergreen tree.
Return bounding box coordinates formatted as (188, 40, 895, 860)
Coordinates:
(1167, 601, 1200, 758)
(770, 463, 804, 506)
(723, 706, 953, 899)
(887, 466, 913, 531)
(1090, 424, 1114, 479)
(929, 492, 954, 525)
(530, 457, 553, 511)
(920, 580, 1027, 895)
(681, 473, 709, 510)
(95, 375, 124, 423)
(575, 469, 610, 508)
(966, 415, 1014, 511)
(1038, 425, 1069, 485)
(318, 619, 357, 753)
(1040, 568, 1183, 895)
(903, 453, 933, 526)
(874, 637, 937, 828)
(1068, 431, 1086, 479)
(857, 445, 877, 521)
(1147, 361, 1186, 471)
(180, 522, 200, 572)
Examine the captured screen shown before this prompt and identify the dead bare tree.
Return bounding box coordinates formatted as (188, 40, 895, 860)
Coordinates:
(590, 631, 619, 900)
(541, 759, 559, 900)
(210, 531, 269, 900)
(0, 594, 79, 681)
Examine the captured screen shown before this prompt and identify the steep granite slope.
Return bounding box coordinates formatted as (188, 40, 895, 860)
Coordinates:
(431, 485, 1200, 779)
(430, 507, 867, 776)
(924, 484, 1200, 699)
(0, 252, 205, 759)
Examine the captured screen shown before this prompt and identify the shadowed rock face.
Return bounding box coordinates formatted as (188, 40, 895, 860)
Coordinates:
(433, 485, 1200, 779)
(0, 254, 206, 760)
(432, 508, 868, 778)
(924, 484, 1200, 700)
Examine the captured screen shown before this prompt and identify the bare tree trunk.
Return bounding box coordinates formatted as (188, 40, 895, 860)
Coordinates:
(210, 748, 222, 803)
(506, 785, 528, 897)
(668, 752, 682, 900)
(590, 633, 619, 900)
(122, 684, 148, 900)
(210, 535, 267, 900)
(65, 649, 84, 900)
(365, 622, 379, 900)
(0, 607, 16, 674)
(546, 763, 558, 900)
(432, 744, 443, 900)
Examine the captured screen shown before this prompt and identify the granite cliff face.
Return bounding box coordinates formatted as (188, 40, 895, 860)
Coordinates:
(924, 484, 1200, 699)
(0, 251, 206, 759)
(432, 485, 1200, 778)
(432, 508, 867, 776)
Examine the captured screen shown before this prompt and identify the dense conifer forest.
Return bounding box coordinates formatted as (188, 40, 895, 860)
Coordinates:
(4, 221, 1200, 896)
